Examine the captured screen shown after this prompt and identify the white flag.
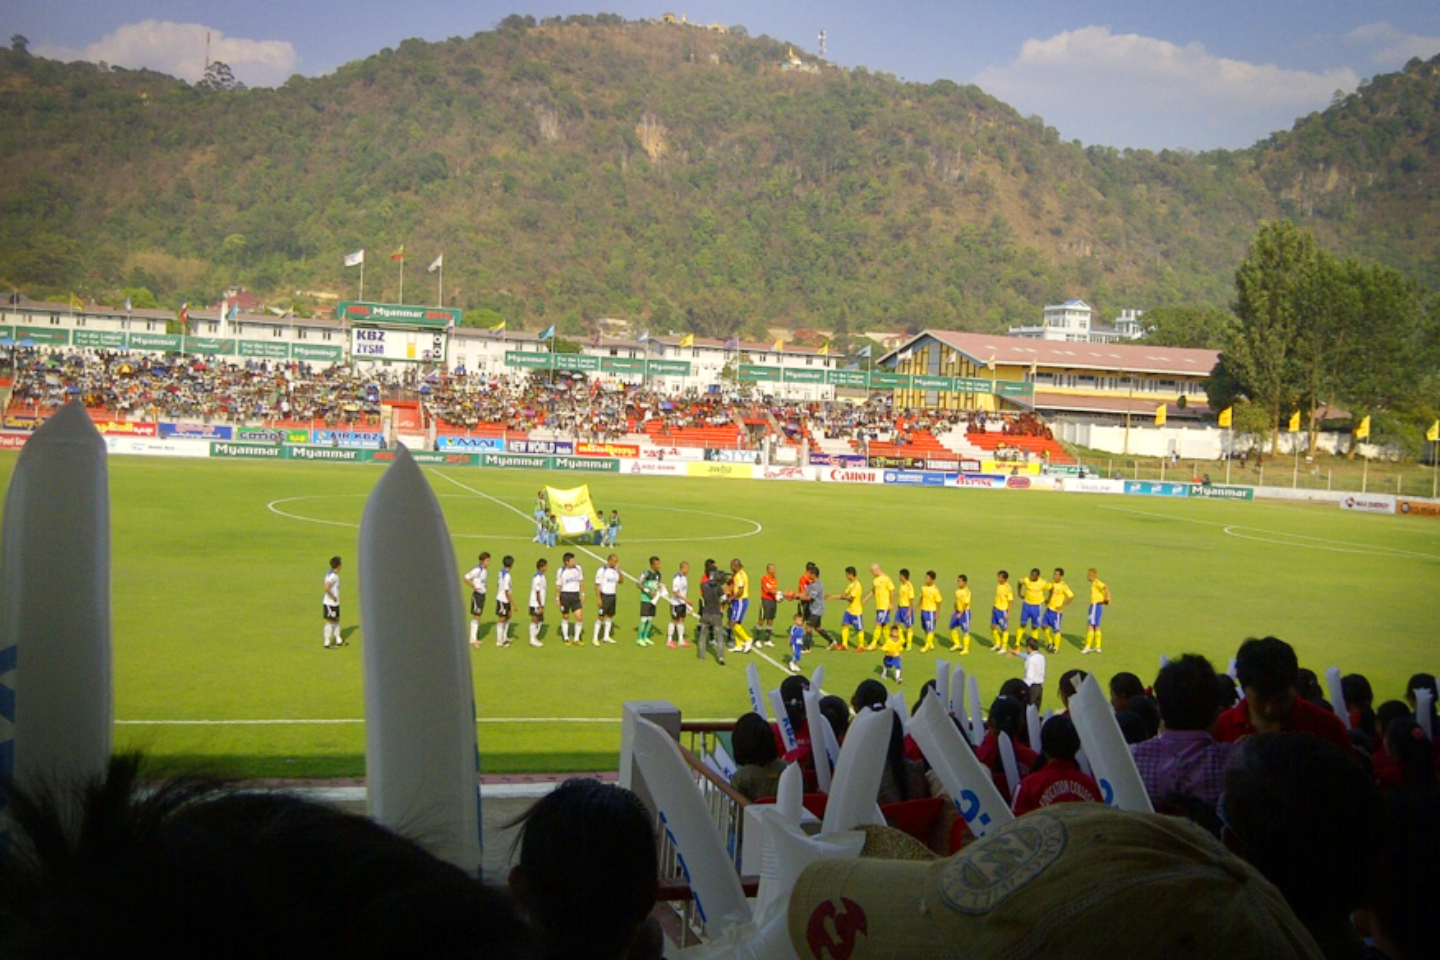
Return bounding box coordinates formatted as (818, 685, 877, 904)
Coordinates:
(344, 249, 365, 267)
(427, 253, 443, 273)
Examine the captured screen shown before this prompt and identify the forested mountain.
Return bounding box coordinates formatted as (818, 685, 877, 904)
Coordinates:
(0, 18, 1437, 336)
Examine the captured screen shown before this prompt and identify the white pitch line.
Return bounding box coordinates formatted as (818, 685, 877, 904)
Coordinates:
(116, 717, 739, 726)
(429, 469, 794, 676)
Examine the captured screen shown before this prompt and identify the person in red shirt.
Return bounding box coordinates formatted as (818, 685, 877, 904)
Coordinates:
(1212, 636, 1355, 758)
(975, 696, 1038, 801)
(758, 563, 780, 647)
(1013, 715, 1102, 815)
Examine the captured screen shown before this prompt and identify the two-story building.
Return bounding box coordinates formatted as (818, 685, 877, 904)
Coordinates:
(881, 329, 1219, 421)
(1008, 300, 1145, 344)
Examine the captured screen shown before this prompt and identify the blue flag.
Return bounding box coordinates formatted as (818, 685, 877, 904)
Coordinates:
(539, 325, 555, 340)
(856, 345, 873, 358)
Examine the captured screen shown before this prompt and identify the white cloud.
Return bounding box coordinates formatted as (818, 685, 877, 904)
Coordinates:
(1347, 21, 1440, 68)
(34, 20, 298, 87)
(973, 26, 1358, 151)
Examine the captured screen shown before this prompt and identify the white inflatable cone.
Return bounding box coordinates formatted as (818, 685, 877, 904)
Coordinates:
(359, 447, 482, 874)
(910, 696, 1014, 838)
(1069, 675, 1153, 812)
(1325, 666, 1350, 729)
(821, 706, 892, 835)
(746, 662, 766, 717)
(0, 402, 112, 792)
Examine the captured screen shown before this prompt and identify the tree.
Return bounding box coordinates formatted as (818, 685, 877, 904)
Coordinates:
(10, 34, 29, 55)
(1223, 221, 1317, 454)
(197, 61, 244, 92)
(222, 233, 247, 275)
(1138, 306, 1234, 349)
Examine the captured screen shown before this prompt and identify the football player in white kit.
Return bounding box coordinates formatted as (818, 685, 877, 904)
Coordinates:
(463, 551, 490, 648)
(323, 556, 343, 648)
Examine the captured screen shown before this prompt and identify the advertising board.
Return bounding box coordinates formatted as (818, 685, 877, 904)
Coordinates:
(436, 436, 506, 452)
(312, 430, 384, 449)
(577, 442, 639, 458)
(1060, 477, 1126, 495)
(1397, 499, 1440, 518)
(820, 467, 883, 484)
(623, 460, 687, 476)
(1123, 481, 1191, 498)
(757, 465, 816, 481)
(1189, 484, 1255, 502)
(160, 423, 234, 440)
(686, 462, 754, 479)
(506, 439, 575, 455)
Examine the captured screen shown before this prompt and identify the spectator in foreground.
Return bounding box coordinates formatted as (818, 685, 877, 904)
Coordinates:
(1220, 733, 1380, 960)
(1379, 717, 1438, 796)
(1131, 654, 1234, 816)
(509, 778, 658, 960)
(1340, 673, 1376, 738)
(818, 694, 851, 744)
(786, 804, 1324, 958)
(730, 711, 785, 802)
(1212, 637, 1353, 755)
(1056, 667, 1088, 711)
(976, 695, 1037, 798)
(0, 754, 534, 960)
(1358, 792, 1439, 960)
(1012, 715, 1101, 815)
(877, 710, 930, 806)
(1404, 673, 1438, 735)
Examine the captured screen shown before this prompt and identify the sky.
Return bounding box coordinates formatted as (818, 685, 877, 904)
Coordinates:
(11, 0, 1440, 150)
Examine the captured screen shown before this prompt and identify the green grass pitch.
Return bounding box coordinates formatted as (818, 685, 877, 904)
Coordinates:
(1, 451, 1437, 779)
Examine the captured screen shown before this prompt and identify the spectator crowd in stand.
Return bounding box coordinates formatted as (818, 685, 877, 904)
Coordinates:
(1, 634, 1433, 958)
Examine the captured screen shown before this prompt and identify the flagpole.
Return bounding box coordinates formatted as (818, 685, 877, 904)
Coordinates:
(438, 260, 443, 309)
(1226, 427, 1232, 485)
(359, 259, 365, 302)
(399, 257, 405, 305)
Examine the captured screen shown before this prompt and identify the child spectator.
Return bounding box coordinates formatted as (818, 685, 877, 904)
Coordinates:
(1012, 715, 1102, 815)
(730, 712, 785, 802)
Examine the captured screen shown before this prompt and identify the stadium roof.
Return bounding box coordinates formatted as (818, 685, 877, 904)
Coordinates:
(881, 329, 1220, 378)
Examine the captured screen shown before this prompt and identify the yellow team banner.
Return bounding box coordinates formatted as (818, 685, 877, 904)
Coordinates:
(686, 461, 754, 479)
(1154, 404, 1167, 427)
(1217, 407, 1233, 428)
(1354, 415, 1371, 439)
(1287, 410, 1301, 432)
(1426, 419, 1438, 442)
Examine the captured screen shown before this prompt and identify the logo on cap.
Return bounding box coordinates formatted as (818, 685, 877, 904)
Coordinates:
(940, 813, 1067, 915)
(805, 897, 868, 960)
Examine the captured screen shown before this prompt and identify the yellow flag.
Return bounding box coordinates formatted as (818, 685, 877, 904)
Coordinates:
(677, 333, 694, 348)
(1427, 419, 1439, 443)
(1154, 404, 1167, 427)
(817, 343, 829, 356)
(69, 293, 85, 311)
(1354, 415, 1370, 440)
(1287, 410, 1301, 433)
(773, 338, 784, 351)
(487, 319, 506, 333)
(1217, 407, 1233, 428)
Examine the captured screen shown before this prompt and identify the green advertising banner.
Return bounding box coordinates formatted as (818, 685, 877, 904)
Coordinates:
(0, 325, 12, 341)
(555, 354, 601, 372)
(869, 371, 910, 389)
(338, 301, 460, 328)
(15, 327, 71, 346)
(377, 450, 480, 467)
(953, 376, 993, 393)
(505, 351, 554, 370)
(782, 368, 827, 384)
(827, 369, 871, 388)
(238, 340, 292, 360)
(1189, 483, 1255, 501)
(553, 455, 620, 473)
(646, 359, 692, 377)
(292, 343, 345, 363)
(912, 374, 953, 391)
(128, 332, 183, 352)
(288, 445, 366, 462)
(994, 380, 1036, 397)
(481, 452, 553, 470)
(184, 337, 237, 356)
(210, 441, 287, 459)
(72, 330, 128, 349)
(601, 357, 646, 374)
(739, 364, 782, 383)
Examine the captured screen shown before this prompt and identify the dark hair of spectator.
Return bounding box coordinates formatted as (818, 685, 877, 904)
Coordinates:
(987, 696, 1025, 743)
(1058, 668, 1088, 703)
(998, 678, 1030, 701)
(1234, 636, 1298, 701)
(1215, 673, 1240, 709)
(1370, 792, 1440, 960)
(1115, 711, 1148, 745)
(1122, 695, 1161, 740)
(1295, 669, 1329, 710)
(852, 679, 888, 712)
(509, 778, 658, 960)
(0, 754, 533, 960)
(911, 679, 937, 715)
(1405, 674, 1438, 730)
(779, 675, 810, 727)
(884, 711, 917, 802)
(1377, 699, 1412, 737)
(1039, 714, 1082, 764)
(732, 712, 778, 768)
(1153, 655, 1220, 731)
(1109, 672, 1145, 703)
(1221, 732, 1380, 939)
(1384, 717, 1438, 794)
(1341, 673, 1376, 736)
(819, 695, 850, 742)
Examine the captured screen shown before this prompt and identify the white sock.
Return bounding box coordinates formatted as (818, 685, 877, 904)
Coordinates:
(469, 620, 479, 642)
(500, 622, 510, 644)
(593, 621, 602, 642)
(561, 622, 571, 641)
(530, 622, 540, 642)
(604, 620, 613, 641)
(575, 620, 584, 641)
(323, 623, 333, 646)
